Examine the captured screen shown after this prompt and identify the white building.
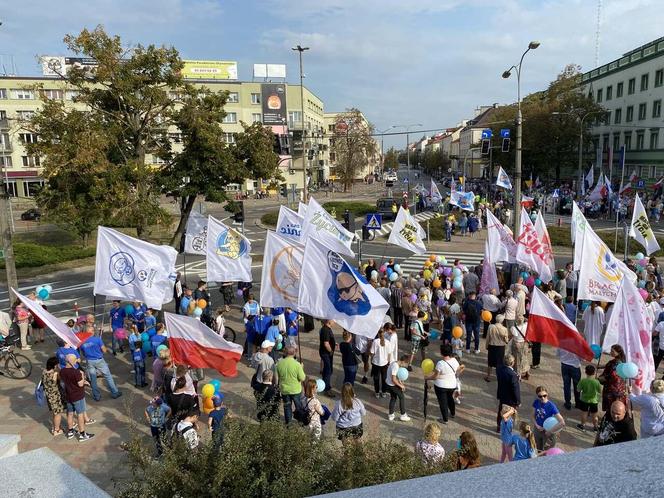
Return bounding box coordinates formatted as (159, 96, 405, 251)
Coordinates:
(458, 105, 500, 178)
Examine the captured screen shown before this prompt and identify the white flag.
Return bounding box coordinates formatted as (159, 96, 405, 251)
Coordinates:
(430, 179, 442, 202)
(629, 194, 661, 256)
(486, 209, 517, 263)
(571, 201, 588, 271)
(602, 277, 655, 394)
(478, 243, 499, 296)
(588, 173, 605, 201)
(534, 211, 556, 280)
(515, 207, 553, 283)
(450, 191, 475, 211)
(298, 237, 389, 339)
(577, 224, 636, 302)
(496, 166, 512, 190)
(260, 231, 304, 309)
(206, 216, 252, 282)
(184, 210, 207, 255)
(387, 206, 426, 254)
(298, 202, 308, 217)
(301, 196, 355, 257)
(13, 289, 82, 347)
(94, 226, 177, 309)
(585, 166, 594, 190)
(276, 205, 304, 244)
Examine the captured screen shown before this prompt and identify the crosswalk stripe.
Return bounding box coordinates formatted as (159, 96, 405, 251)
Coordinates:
(398, 251, 484, 274)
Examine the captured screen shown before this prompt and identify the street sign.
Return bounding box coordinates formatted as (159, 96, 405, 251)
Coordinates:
(500, 128, 511, 138)
(481, 129, 493, 139)
(637, 179, 645, 188)
(403, 178, 409, 184)
(365, 214, 382, 230)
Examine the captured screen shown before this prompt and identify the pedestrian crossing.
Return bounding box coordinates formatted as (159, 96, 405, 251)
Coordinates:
(397, 251, 485, 275)
(354, 211, 441, 238)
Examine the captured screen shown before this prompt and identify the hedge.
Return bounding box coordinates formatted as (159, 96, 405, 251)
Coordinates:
(0, 242, 96, 269)
(261, 211, 279, 227)
(321, 201, 375, 219)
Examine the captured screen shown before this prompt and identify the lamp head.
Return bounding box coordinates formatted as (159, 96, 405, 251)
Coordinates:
(528, 41, 541, 50)
(502, 70, 512, 79)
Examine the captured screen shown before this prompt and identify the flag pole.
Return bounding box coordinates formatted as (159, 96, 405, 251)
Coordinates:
(614, 146, 626, 253)
(183, 251, 188, 286)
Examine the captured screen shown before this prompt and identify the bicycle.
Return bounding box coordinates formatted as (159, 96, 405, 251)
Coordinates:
(223, 326, 237, 344)
(0, 337, 33, 379)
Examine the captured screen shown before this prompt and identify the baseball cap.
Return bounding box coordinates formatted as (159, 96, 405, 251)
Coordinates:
(261, 340, 275, 349)
(212, 393, 225, 407)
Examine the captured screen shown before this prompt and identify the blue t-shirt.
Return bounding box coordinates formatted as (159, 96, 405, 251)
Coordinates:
(146, 403, 171, 427)
(151, 334, 167, 356)
(271, 307, 284, 316)
(564, 303, 577, 324)
(132, 348, 146, 364)
(131, 305, 147, 330)
(511, 434, 534, 460)
(144, 315, 157, 336)
(209, 407, 227, 433)
(180, 296, 191, 315)
(128, 333, 141, 351)
(56, 346, 80, 369)
(265, 325, 281, 344)
(532, 399, 559, 427)
(80, 336, 105, 360)
(500, 418, 514, 445)
(109, 307, 126, 330)
(286, 310, 299, 337)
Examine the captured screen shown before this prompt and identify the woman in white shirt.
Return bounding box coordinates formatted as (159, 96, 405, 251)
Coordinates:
(509, 316, 531, 379)
(425, 344, 464, 423)
(370, 328, 390, 398)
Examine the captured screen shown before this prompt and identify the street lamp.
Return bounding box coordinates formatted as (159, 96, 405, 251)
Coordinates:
(292, 44, 309, 202)
(377, 126, 396, 174)
(502, 40, 540, 236)
(392, 123, 422, 198)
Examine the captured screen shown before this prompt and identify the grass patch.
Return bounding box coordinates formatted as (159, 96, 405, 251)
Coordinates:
(548, 226, 664, 258)
(1, 242, 96, 269)
(322, 201, 375, 219)
(261, 211, 278, 227)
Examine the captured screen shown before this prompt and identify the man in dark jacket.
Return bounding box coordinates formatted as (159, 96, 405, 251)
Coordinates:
(496, 354, 520, 432)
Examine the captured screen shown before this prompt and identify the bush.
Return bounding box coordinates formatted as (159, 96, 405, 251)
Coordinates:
(322, 201, 375, 219)
(261, 211, 279, 227)
(547, 226, 664, 257)
(118, 418, 454, 498)
(0, 242, 96, 269)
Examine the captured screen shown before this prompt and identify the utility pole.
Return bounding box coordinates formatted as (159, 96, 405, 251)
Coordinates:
(292, 44, 309, 203)
(0, 187, 18, 300)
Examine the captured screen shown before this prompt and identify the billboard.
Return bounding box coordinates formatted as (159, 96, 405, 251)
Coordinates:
(40, 56, 99, 76)
(267, 64, 286, 78)
(261, 83, 287, 125)
(253, 64, 268, 78)
(181, 60, 238, 80)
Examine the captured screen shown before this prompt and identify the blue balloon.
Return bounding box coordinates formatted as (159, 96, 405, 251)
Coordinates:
(621, 362, 639, 379)
(38, 288, 50, 300)
(393, 264, 401, 273)
(386, 268, 393, 276)
(193, 306, 203, 317)
(616, 362, 625, 379)
(141, 332, 151, 353)
(429, 329, 440, 340)
(453, 280, 462, 290)
(543, 416, 558, 432)
(534, 278, 542, 286)
(125, 304, 134, 315)
(389, 272, 399, 282)
(316, 379, 326, 392)
(397, 367, 409, 381)
(210, 379, 222, 393)
(521, 272, 529, 279)
(590, 344, 602, 360)
(452, 268, 462, 277)
(43, 284, 53, 293)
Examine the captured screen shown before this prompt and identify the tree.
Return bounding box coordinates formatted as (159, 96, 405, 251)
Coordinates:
(383, 147, 399, 171)
(421, 148, 451, 178)
(330, 108, 377, 191)
(158, 87, 280, 246)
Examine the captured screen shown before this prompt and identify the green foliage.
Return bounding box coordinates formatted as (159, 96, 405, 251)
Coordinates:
(330, 108, 378, 191)
(0, 243, 95, 269)
(261, 211, 279, 227)
(547, 226, 664, 257)
(420, 148, 451, 177)
(322, 201, 375, 219)
(383, 147, 399, 171)
(118, 418, 454, 498)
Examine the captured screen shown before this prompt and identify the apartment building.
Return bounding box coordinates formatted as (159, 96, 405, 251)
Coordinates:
(324, 111, 379, 182)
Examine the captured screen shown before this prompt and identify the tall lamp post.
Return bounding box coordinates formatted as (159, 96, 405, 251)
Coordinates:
(502, 41, 540, 236)
(292, 44, 309, 202)
(392, 123, 422, 198)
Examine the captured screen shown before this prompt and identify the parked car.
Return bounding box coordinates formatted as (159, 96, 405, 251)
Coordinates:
(376, 197, 397, 221)
(20, 208, 41, 221)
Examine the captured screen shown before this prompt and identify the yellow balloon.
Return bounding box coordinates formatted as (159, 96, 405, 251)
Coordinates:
(423, 270, 432, 280)
(423, 313, 429, 321)
(421, 359, 435, 375)
(433, 279, 442, 289)
(201, 383, 215, 398)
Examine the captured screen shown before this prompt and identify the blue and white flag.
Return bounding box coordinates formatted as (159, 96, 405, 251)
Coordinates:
(276, 205, 303, 243)
(260, 231, 304, 309)
(430, 179, 442, 202)
(301, 196, 355, 257)
(206, 216, 252, 282)
(184, 210, 207, 255)
(298, 237, 389, 339)
(450, 190, 475, 211)
(94, 226, 178, 309)
(496, 166, 512, 190)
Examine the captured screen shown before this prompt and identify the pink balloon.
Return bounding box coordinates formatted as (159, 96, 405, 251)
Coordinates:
(639, 288, 649, 300)
(379, 264, 387, 273)
(526, 276, 535, 287)
(544, 447, 565, 456)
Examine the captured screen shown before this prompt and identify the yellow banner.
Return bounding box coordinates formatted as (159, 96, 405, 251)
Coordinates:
(181, 60, 238, 80)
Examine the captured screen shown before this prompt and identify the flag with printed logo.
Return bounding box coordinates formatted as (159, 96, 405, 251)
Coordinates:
(206, 216, 252, 282)
(184, 210, 207, 255)
(276, 205, 304, 244)
(629, 194, 661, 256)
(515, 207, 553, 283)
(260, 231, 304, 309)
(479, 242, 499, 296)
(534, 211, 556, 280)
(301, 196, 355, 257)
(495, 166, 512, 190)
(387, 206, 426, 254)
(430, 179, 443, 202)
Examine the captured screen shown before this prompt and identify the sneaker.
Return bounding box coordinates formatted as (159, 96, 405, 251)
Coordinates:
(455, 398, 461, 405)
(111, 391, 123, 399)
(86, 419, 97, 425)
(465, 349, 471, 354)
(436, 418, 448, 424)
(375, 393, 381, 399)
(78, 432, 95, 442)
(22, 346, 32, 351)
(66, 429, 77, 440)
(474, 349, 481, 354)
(399, 414, 411, 422)
(388, 413, 395, 421)
(576, 423, 586, 431)
(564, 403, 572, 411)
(361, 376, 368, 384)
(380, 392, 386, 398)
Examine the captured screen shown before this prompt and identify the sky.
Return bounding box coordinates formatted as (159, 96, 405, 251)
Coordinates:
(0, 0, 662, 148)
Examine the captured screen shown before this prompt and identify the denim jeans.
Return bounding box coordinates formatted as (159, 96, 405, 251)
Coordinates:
(386, 384, 405, 415)
(465, 321, 480, 350)
(282, 393, 304, 424)
(134, 361, 146, 386)
(321, 353, 334, 391)
(561, 363, 581, 406)
(150, 425, 164, 456)
(343, 364, 358, 385)
(86, 358, 120, 400)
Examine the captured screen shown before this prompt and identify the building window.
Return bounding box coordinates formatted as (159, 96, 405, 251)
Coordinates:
(0, 155, 12, 168)
(150, 155, 166, 165)
(4, 181, 16, 196)
(636, 132, 645, 150)
(19, 133, 38, 144)
(650, 131, 659, 150)
(21, 156, 40, 167)
(0, 110, 5, 120)
(624, 132, 632, 150)
(653, 99, 662, 118)
(651, 165, 658, 179)
(223, 133, 235, 144)
(65, 90, 79, 101)
(168, 133, 183, 143)
(613, 134, 620, 152)
(251, 93, 260, 104)
(251, 113, 262, 123)
(656, 69, 664, 88)
(227, 92, 239, 103)
(614, 108, 622, 124)
(0, 89, 7, 99)
(11, 89, 35, 100)
(626, 106, 634, 122)
(638, 103, 647, 120)
(606, 85, 613, 100)
(0, 133, 10, 151)
(288, 111, 302, 126)
(23, 180, 44, 197)
(604, 111, 611, 125)
(641, 73, 649, 91)
(16, 110, 35, 121)
(616, 82, 624, 97)
(222, 112, 237, 123)
(596, 88, 603, 102)
(42, 89, 63, 100)
(628, 78, 636, 95)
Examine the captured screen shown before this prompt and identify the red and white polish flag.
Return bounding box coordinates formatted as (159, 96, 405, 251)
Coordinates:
(526, 287, 594, 362)
(164, 312, 243, 377)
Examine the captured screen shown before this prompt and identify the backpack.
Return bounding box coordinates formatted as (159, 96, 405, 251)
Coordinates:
(464, 300, 479, 322)
(35, 380, 46, 407)
(293, 398, 312, 425)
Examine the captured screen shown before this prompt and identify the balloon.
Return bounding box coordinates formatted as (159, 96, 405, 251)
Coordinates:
(453, 280, 462, 290)
(521, 272, 529, 279)
(640, 258, 649, 267)
(443, 267, 452, 277)
(433, 279, 442, 289)
(277, 342, 283, 350)
(616, 362, 625, 379)
(201, 383, 215, 398)
(156, 344, 168, 355)
(429, 329, 439, 340)
(544, 447, 565, 456)
(397, 367, 409, 381)
(379, 264, 387, 273)
(621, 361, 639, 379)
(394, 264, 401, 273)
(125, 304, 134, 315)
(203, 397, 214, 414)
(440, 257, 447, 265)
(237, 289, 244, 297)
(436, 256, 443, 263)
(43, 284, 53, 293)
(38, 288, 50, 300)
(452, 268, 461, 277)
(197, 299, 207, 309)
(422, 313, 429, 321)
(386, 268, 393, 276)
(580, 301, 589, 311)
(429, 255, 437, 262)
(421, 359, 435, 374)
(481, 310, 492, 322)
(210, 379, 222, 393)
(316, 379, 326, 392)
(424, 260, 432, 268)
(452, 326, 463, 339)
(114, 328, 128, 340)
(389, 272, 399, 282)
(635, 252, 645, 261)
(361, 263, 368, 272)
(371, 270, 379, 281)
(436, 267, 444, 275)
(188, 300, 196, 312)
(534, 278, 542, 286)
(410, 294, 417, 303)
(193, 306, 203, 317)
(542, 417, 559, 432)
(437, 298, 445, 307)
(590, 344, 602, 360)
(423, 270, 432, 280)
(526, 276, 535, 286)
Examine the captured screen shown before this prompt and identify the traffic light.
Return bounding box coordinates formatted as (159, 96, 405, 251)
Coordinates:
(481, 139, 490, 155)
(280, 184, 288, 197)
(307, 149, 315, 161)
(502, 137, 510, 152)
(233, 201, 245, 223)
